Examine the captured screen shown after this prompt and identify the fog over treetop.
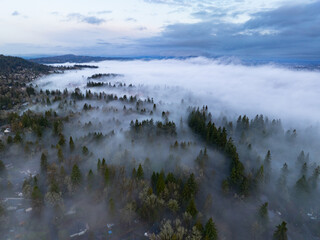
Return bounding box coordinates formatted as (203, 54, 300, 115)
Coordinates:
(36, 57, 320, 128)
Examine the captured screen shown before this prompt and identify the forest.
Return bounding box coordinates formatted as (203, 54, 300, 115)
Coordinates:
(0, 61, 319, 240)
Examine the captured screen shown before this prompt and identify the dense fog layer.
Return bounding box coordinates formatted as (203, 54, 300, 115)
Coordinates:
(1, 58, 320, 240)
(36, 57, 320, 127)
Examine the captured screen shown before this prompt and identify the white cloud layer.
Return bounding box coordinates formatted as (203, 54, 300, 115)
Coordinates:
(35, 58, 320, 128)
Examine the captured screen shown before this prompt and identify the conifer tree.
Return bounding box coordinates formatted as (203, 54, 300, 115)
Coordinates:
(40, 152, 48, 174)
(82, 146, 89, 156)
(97, 159, 101, 172)
(104, 166, 110, 185)
(204, 218, 218, 240)
(136, 164, 144, 180)
(258, 202, 269, 225)
(156, 171, 165, 194)
(69, 136, 75, 152)
(87, 169, 94, 189)
(58, 133, 65, 146)
(0, 160, 6, 176)
(264, 150, 272, 183)
(71, 164, 82, 185)
(295, 175, 309, 193)
(183, 173, 197, 201)
(57, 146, 63, 163)
(186, 198, 198, 218)
(273, 221, 288, 240)
(31, 186, 43, 212)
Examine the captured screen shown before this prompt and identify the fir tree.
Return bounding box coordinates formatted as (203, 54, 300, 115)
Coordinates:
(258, 202, 269, 225)
(71, 164, 82, 185)
(264, 150, 272, 183)
(87, 169, 94, 190)
(204, 218, 218, 240)
(40, 152, 48, 174)
(57, 146, 63, 163)
(0, 160, 6, 176)
(183, 173, 197, 201)
(69, 136, 75, 152)
(273, 221, 288, 240)
(82, 146, 89, 156)
(186, 198, 198, 218)
(97, 159, 101, 172)
(156, 171, 165, 194)
(31, 186, 43, 212)
(104, 166, 110, 185)
(136, 164, 144, 180)
(58, 133, 65, 146)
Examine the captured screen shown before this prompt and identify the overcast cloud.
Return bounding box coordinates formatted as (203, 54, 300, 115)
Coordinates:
(0, 0, 319, 61)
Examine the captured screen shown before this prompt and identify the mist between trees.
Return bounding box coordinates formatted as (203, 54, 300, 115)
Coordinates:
(1, 60, 320, 240)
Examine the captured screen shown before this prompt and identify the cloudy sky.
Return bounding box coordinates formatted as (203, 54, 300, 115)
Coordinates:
(0, 0, 319, 60)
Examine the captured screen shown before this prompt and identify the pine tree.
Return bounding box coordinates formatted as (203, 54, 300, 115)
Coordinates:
(71, 164, 82, 185)
(183, 173, 197, 201)
(82, 146, 89, 156)
(0, 160, 6, 176)
(187, 198, 198, 218)
(58, 133, 65, 146)
(50, 181, 60, 193)
(97, 159, 101, 172)
(204, 218, 218, 240)
(301, 162, 308, 176)
(254, 165, 264, 188)
(151, 171, 157, 191)
(273, 221, 288, 240)
(295, 175, 309, 193)
(31, 186, 43, 211)
(240, 176, 250, 196)
(87, 169, 94, 190)
(104, 166, 110, 185)
(156, 171, 165, 194)
(136, 164, 144, 180)
(264, 150, 272, 183)
(258, 202, 269, 224)
(40, 153, 48, 174)
(57, 146, 63, 162)
(69, 136, 75, 152)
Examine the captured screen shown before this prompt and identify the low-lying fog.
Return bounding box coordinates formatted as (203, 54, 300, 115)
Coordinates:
(2, 57, 320, 239)
(36, 57, 320, 128)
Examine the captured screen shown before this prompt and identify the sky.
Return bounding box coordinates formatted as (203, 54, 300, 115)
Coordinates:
(0, 0, 319, 61)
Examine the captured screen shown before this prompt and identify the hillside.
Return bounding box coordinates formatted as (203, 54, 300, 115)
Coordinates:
(29, 54, 129, 64)
(0, 54, 50, 75)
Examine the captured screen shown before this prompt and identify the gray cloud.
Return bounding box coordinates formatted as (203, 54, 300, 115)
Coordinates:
(137, 26, 147, 31)
(144, 0, 209, 6)
(96, 10, 112, 15)
(11, 11, 20, 16)
(67, 13, 106, 25)
(137, 1, 320, 60)
(126, 17, 137, 22)
(96, 39, 111, 45)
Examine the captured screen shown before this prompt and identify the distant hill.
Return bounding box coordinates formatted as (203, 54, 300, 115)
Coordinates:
(0, 54, 50, 75)
(29, 54, 131, 64)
